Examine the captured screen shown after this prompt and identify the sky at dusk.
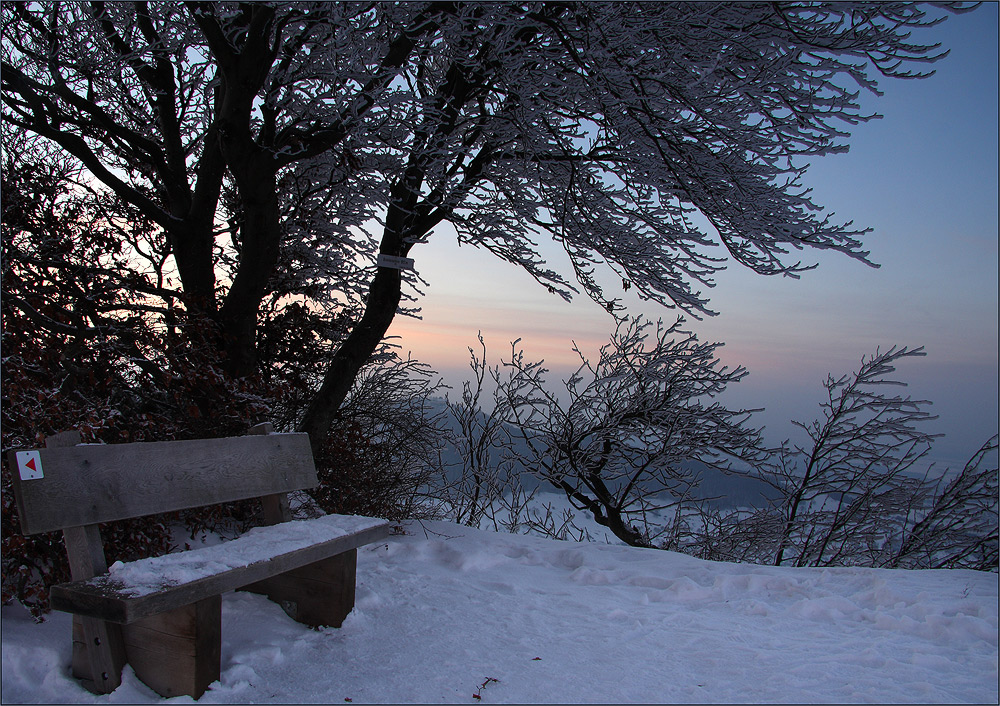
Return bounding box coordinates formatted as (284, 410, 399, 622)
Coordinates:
(388, 4, 999, 469)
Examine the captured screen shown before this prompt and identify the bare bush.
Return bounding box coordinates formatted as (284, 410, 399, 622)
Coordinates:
(444, 317, 765, 547)
(311, 353, 450, 522)
(761, 346, 939, 567)
(436, 334, 525, 529)
(891, 436, 999, 571)
(444, 328, 998, 572)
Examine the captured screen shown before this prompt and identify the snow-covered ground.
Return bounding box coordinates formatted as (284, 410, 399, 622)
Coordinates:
(2, 518, 997, 704)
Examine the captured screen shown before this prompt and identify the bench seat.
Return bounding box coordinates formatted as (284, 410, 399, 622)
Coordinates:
(51, 514, 390, 624)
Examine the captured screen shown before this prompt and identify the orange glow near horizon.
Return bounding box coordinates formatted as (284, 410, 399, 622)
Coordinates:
(388, 304, 613, 379)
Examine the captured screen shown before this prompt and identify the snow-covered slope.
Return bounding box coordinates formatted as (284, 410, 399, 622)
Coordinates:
(2, 520, 996, 704)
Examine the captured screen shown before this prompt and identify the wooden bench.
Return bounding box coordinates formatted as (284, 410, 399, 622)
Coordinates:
(7, 424, 390, 699)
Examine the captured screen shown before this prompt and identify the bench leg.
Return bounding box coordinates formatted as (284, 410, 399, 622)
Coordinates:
(243, 548, 358, 628)
(71, 615, 126, 694)
(120, 596, 221, 699)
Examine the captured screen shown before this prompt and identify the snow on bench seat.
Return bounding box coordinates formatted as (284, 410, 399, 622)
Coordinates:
(49, 514, 390, 624)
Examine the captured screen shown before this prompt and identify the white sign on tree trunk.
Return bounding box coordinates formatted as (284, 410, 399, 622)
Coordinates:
(377, 253, 415, 271)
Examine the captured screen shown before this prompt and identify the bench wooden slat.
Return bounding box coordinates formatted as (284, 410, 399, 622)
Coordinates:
(9, 433, 316, 535)
(50, 515, 389, 624)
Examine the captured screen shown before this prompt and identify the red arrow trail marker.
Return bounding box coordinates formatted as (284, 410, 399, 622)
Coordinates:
(16, 451, 44, 481)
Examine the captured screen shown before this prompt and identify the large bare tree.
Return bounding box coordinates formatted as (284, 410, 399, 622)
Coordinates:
(1, 2, 968, 451)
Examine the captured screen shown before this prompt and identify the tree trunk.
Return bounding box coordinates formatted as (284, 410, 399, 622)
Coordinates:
(218, 163, 281, 377)
(298, 263, 403, 455)
(166, 221, 218, 312)
(299, 135, 431, 452)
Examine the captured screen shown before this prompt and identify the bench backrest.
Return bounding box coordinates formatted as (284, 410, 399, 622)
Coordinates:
(9, 432, 317, 535)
